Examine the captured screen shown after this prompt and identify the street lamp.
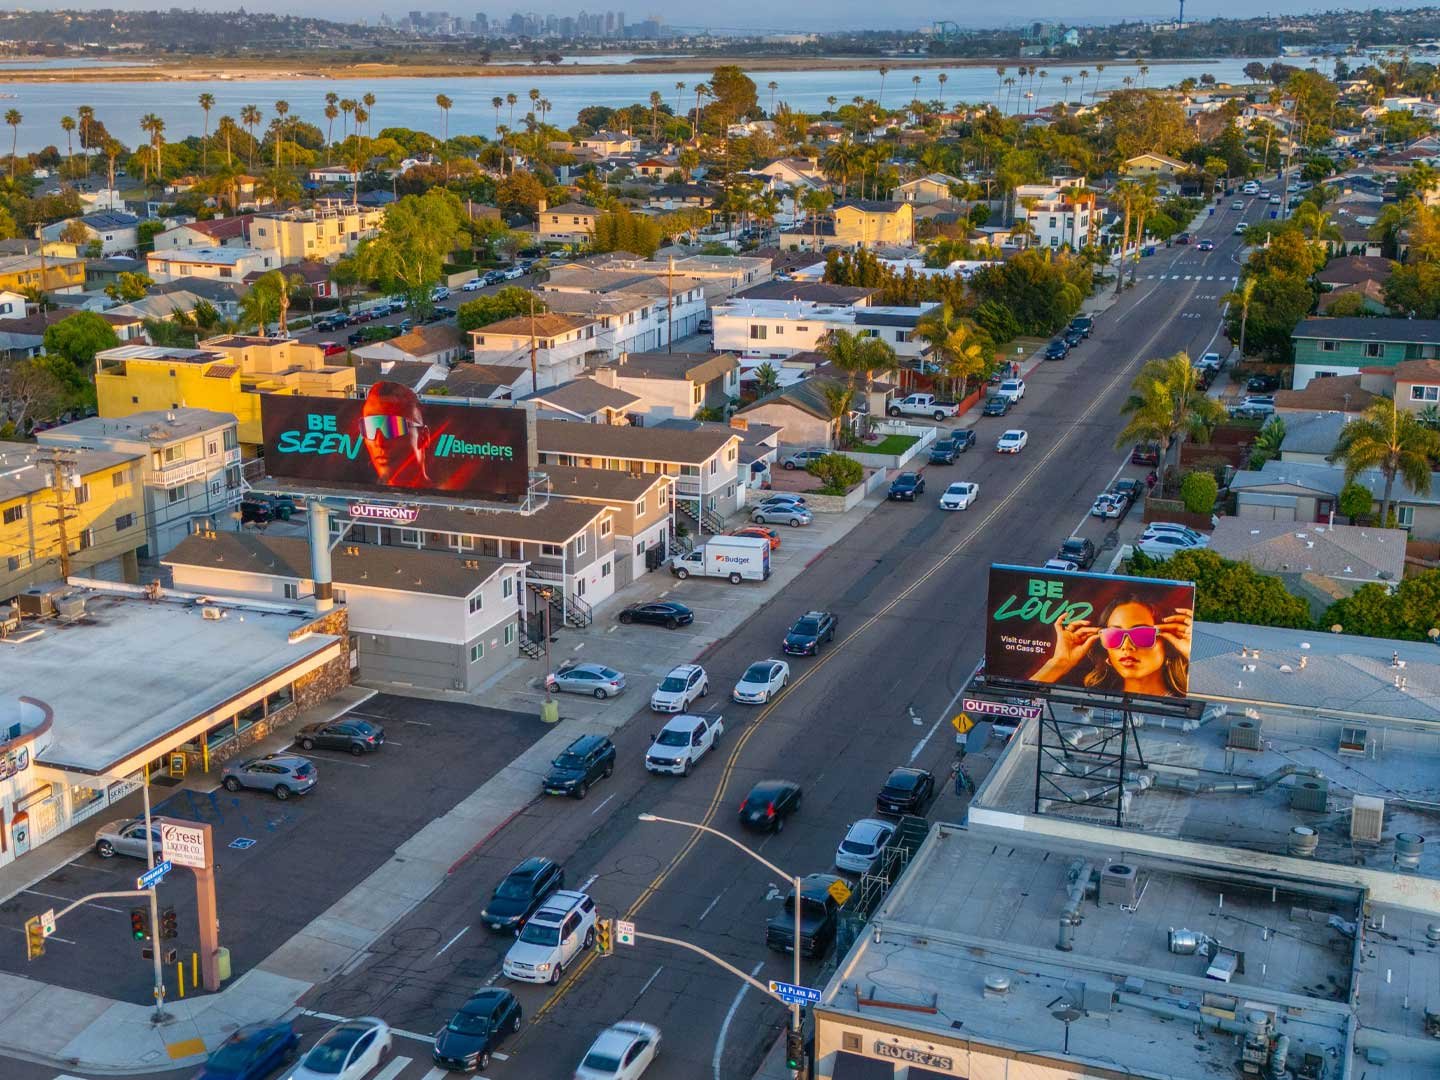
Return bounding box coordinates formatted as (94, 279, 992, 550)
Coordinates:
(637, 812, 806, 1067)
(93, 768, 167, 1021)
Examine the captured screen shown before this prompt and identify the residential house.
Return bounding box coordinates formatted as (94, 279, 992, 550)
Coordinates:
(153, 215, 253, 253)
(307, 165, 362, 186)
(634, 155, 679, 179)
(712, 298, 938, 362)
(1326, 223, 1383, 258)
(540, 289, 681, 357)
(1291, 316, 1440, 387)
(1316, 255, 1393, 292)
(643, 183, 713, 211)
(429, 363, 536, 401)
(1231, 457, 1440, 535)
(353, 358, 437, 396)
(40, 211, 140, 256)
(590, 351, 740, 423)
(892, 173, 964, 205)
(84, 255, 149, 291)
(1274, 373, 1380, 415)
(538, 265, 709, 340)
(0, 290, 25, 318)
(150, 277, 245, 320)
(569, 252, 772, 301)
(468, 312, 602, 391)
(37, 409, 242, 558)
(0, 441, 145, 601)
(752, 157, 827, 190)
(537, 202, 601, 243)
(735, 378, 844, 449)
(0, 310, 141, 360)
(1120, 153, 1189, 183)
(353, 323, 464, 368)
(734, 281, 875, 306)
(1317, 280, 1388, 315)
(163, 532, 526, 692)
(527, 377, 640, 423)
(146, 247, 277, 284)
(1275, 411, 1350, 465)
(249, 202, 386, 265)
(579, 131, 642, 156)
(779, 200, 915, 252)
(1015, 178, 1094, 249)
(1395, 358, 1440, 416)
(0, 253, 86, 295)
(541, 465, 674, 587)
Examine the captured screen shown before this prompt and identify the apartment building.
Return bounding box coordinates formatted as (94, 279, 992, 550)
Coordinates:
(551, 252, 772, 301)
(712, 298, 938, 361)
(468, 312, 602, 391)
(152, 215, 253, 252)
(591, 351, 740, 423)
(0, 253, 86, 295)
(537, 202, 601, 243)
(249, 202, 385, 264)
(537, 266, 709, 342)
(779, 200, 915, 251)
(541, 465, 674, 587)
(0, 442, 146, 601)
(1015, 176, 1094, 249)
(40, 211, 140, 256)
(37, 409, 242, 557)
(146, 246, 278, 283)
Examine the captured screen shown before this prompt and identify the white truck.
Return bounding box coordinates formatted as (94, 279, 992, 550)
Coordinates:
(668, 534, 771, 583)
(644, 713, 725, 775)
(886, 393, 960, 421)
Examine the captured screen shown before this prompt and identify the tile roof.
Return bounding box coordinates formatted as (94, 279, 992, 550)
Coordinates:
(175, 215, 252, 241)
(1274, 374, 1378, 413)
(537, 418, 736, 465)
(1392, 358, 1440, 382)
(203, 363, 239, 379)
(1316, 255, 1394, 285)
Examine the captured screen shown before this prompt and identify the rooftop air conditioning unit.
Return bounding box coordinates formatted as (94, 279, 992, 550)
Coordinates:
(1290, 778, 1330, 813)
(1352, 795, 1385, 843)
(201, 606, 224, 621)
(1100, 863, 1139, 907)
(16, 588, 61, 618)
(1227, 718, 1263, 751)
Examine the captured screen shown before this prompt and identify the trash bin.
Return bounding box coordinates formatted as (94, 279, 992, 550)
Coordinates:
(216, 947, 232, 982)
(540, 700, 560, 724)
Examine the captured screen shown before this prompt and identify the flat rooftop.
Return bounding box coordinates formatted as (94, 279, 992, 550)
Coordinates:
(2, 586, 339, 774)
(824, 824, 1357, 1080)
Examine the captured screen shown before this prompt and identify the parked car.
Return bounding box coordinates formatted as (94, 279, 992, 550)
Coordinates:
(1044, 557, 1080, 572)
(888, 471, 926, 500)
(1063, 327, 1085, 348)
(1068, 315, 1094, 338)
(546, 661, 626, 699)
(1130, 442, 1160, 466)
(295, 717, 384, 755)
(938, 481, 979, 510)
(1137, 532, 1208, 559)
(645, 712, 723, 774)
(541, 734, 616, 799)
(752, 502, 812, 527)
(997, 378, 1026, 402)
(1246, 374, 1281, 393)
(480, 856, 565, 932)
(729, 524, 781, 550)
(221, 754, 316, 800)
(197, 1020, 300, 1080)
(781, 447, 827, 470)
(875, 766, 935, 816)
(1057, 536, 1098, 570)
(1112, 478, 1145, 504)
(432, 989, 521, 1072)
(502, 890, 596, 984)
(951, 428, 977, 452)
(617, 601, 693, 628)
(1175, 232, 1191, 245)
(765, 873, 843, 958)
(1230, 396, 1275, 419)
(783, 610, 837, 655)
(289, 1018, 391, 1080)
(460, 277, 486, 292)
(1142, 522, 1208, 545)
(1044, 339, 1070, 361)
(1090, 492, 1128, 519)
(1197, 351, 1224, 371)
(650, 663, 708, 713)
(886, 392, 958, 420)
(93, 818, 162, 860)
(240, 498, 274, 525)
(928, 437, 959, 465)
(835, 818, 896, 875)
(574, 1021, 661, 1080)
(733, 659, 790, 704)
(738, 778, 802, 833)
(982, 395, 1012, 417)
(996, 429, 1028, 453)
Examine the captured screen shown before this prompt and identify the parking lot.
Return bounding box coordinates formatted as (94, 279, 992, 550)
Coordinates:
(0, 696, 546, 1004)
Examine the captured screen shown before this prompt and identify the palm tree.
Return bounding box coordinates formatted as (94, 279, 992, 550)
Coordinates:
(1416, 403, 1440, 431)
(273, 100, 291, 168)
(323, 101, 339, 164)
(767, 80, 779, 116)
(752, 362, 780, 397)
(819, 328, 896, 402)
(77, 104, 94, 174)
(1094, 63, 1107, 100)
(1224, 276, 1258, 357)
(59, 114, 75, 171)
(506, 92, 517, 128)
(878, 65, 891, 109)
(820, 380, 857, 446)
(362, 92, 376, 135)
(102, 136, 122, 195)
(1111, 180, 1139, 296)
(1078, 69, 1090, 102)
(673, 82, 687, 135)
(1126, 178, 1159, 287)
(693, 83, 710, 134)
(1115, 352, 1226, 489)
(436, 93, 453, 176)
(1330, 397, 1440, 524)
(3, 109, 19, 179)
(241, 104, 261, 171)
(491, 96, 504, 136)
(937, 73, 948, 109)
(139, 113, 165, 185)
(800, 188, 833, 250)
(1037, 70, 1048, 107)
(915, 304, 992, 397)
(822, 139, 861, 197)
(1002, 78, 1016, 115)
(995, 66, 1006, 108)
(1060, 75, 1073, 106)
(649, 90, 663, 142)
(198, 92, 215, 173)
(340, 98, 356, 140)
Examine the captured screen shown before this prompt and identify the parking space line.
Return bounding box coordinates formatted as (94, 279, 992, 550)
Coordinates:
(698, 894, 722, 922)
(419, 1068, 449, 1080)
(579, 873, 599, 891)
(436, 926, 469, 957)
(402, 719, 432, 726)
(305, 754, 371, 768)
(588, 793, 616, 816)
(23, 888, 123, 914)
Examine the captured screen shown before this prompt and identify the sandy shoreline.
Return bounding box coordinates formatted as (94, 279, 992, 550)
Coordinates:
(0, 53, 1215, 84)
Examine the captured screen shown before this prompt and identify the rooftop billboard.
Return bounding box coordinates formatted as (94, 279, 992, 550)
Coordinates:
(984, 564, 1195, 700)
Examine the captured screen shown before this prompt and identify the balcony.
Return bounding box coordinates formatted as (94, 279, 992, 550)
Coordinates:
(223, 447, 242, 466)
(154, 458, 208, 488)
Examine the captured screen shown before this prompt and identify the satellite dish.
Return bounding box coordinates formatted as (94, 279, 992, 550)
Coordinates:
(1052, 1007, 1084, 1023)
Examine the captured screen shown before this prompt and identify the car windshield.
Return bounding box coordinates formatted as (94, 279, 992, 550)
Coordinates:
(743, 663, 773, 682)
(947, 485, 965, 494)
(448, 1013, 490, 1036)
(518, 920, 561, 946)
(303, 1029, 364, 1073)
(656, 729, 691, 747)
(582, 1051, 623, 1073)
(840, 838, 876, 855)
(495, 877, 534, 900)
(886, 772, 919, 791)
(553, 753, 585, 770)
(598, 668, 620, 680)
(792, 619, 819, 635)
(1061, 541, 1086, 554)
(658, 676, 688, 692)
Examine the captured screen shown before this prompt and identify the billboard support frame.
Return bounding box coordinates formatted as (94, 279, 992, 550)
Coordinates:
(1031, 695, 1148, 829)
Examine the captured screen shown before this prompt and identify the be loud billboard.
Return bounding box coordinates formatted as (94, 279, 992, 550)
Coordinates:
(984, 564, 1196, 700)
(261, 382, 532, 502)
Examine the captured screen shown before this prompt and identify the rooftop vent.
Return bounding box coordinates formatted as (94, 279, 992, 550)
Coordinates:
(1352, 795, 1386, 843)
(54, 594, 85, 621)
(1288, 826, 1319, 857)
(1227, 718, 1263, 751)
(1290, 778, 1329, 812)
(1100, 863, 1139, 907)
(1395, 833, 1425, 871)
(983, 973, 1010, 998)
(201, 606, 224, 621)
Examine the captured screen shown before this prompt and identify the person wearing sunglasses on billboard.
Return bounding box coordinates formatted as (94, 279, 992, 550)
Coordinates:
(361, 381, 432, 488)
(1032, 595, 1192, 698)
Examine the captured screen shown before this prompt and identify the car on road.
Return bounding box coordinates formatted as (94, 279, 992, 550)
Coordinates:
(197, 1019, 299, 1080)
(733, 658, 790, 704)
(928, 436, 960, 464)
(1197, 351, 1224, 371)
(835, 818, 896, 874)
(295, 717, 385, 755)
(738, 778, 802, 833)
(646, 712, 723, 774)
(1270, 194, 1282, 204)
(546, 661, 626, 699)
(1112, 477, 1145, 503)
(1090, 492, 1128, 519)
(617, 601, 693, 628)
(431, 989, 521, 1072)
(1137, 532, 1208, 559)
(460, 277, 486, 291)
(502, 890, 596, 984)
(982, 395, 1012, 417)
(480, 856, 565, 932)
(751, 501, 811, 527)
(996, 429, 1028, 453)
(222, 754, 316, 800)
(783, 610, 837, 655)
(541, 734, 616, 799)
(1234, 221, 1249, 235)
(650, 663, 709, 712)
(939, 481, 979, 510)
(289, 1018, 392, 1080)
(1063, 327, 1085, 348)
(950, 428, 977, 451)
(1068, 315, 1094, 338)
(875, 766, 935, 816)
(1044, 338, 1070, 361)
(729, 524, 781, 549)
(997, 378, 1026, 402)
(888, 471, 925, 500)
(575, 1020, 662, 1080)
(93, 818, 162, 860)
(766, 873, 844, 958)
(1232, 200, 1245, 210)
(1130, 442, 1160, 466)
(1174, 232, 1191, 245)
(1057, 536, 1098, 570)
(1197, 239, 1215, 251)
(781, 447, 827, 470)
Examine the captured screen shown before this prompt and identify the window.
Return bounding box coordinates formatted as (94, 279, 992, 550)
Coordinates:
(168, 486, 186, 504)
(206, 440, 218, 457)
(468, 594, 483, 614)
(223, 428, 238, 451)
(470, 641, 485, 662)
(1398, 506, 1415, 529)
(284, 582, 300, 600)
(709, 459, 718, 475)
(502, 575, 513, 599)
(795, 324, 809, 332)
(576, 577, 586, 596)
(77, 529, 93, 551)
(112, 470, 127, 488)
(1319, 340, 1338, 352)
(726, 446, 737, 463)
(1412, 384, 1440, 401)
(636, 496, 647, 515)
(210, 480, 222, 496)
(636, 539, 646, 556)
(1048, 216, 1057, 228)
(895, 330, 912, 343)
(692, 384, 703, 405)
(333, 588, 347, 603)
(601, 561, 610, 578)
(3, 505, 23, 525)
(575, 533, 588, 556)
(115, 513, 134, 531)
(749, 325, 767, 340)
(504, 623, 516, 647)
(1365, 342, 1386, 359)
(7, 552, 29, 572)
(163, 445, 183, 463)
(541, 542, 562, 557)
(399, 528, 420, 545)
(658, 488, 668, 507)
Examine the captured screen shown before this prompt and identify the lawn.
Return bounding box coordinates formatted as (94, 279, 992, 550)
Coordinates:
(863, 434, 920, 455)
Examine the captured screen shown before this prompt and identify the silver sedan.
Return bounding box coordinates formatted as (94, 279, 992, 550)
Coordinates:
(547, 662, 627, 699)
(94, 818, 162, 860)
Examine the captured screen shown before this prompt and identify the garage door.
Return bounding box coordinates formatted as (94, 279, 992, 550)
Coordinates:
(1237, 501, 1295, 523)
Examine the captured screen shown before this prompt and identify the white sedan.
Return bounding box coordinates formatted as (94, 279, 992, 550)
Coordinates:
(1137, 533, 1207, 559)
(835, 818, 896, 874)
(938, 481, 979, 510)
(733, 658, 790, 704)
(1090, 494, 1127, 519)
(289, 1018, 392, 1080)
(575, 1021, 661, 1080)
(996, 430, 1029, 454)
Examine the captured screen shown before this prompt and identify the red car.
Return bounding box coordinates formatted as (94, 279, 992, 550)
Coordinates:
(730, 525, 781, 550)
(317, 341, 346, 357)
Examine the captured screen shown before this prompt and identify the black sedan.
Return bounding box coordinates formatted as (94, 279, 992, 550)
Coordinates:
(1044, 339, 1070, 361)
(432, 989, 522, 1072)
(888, 472, 926, 500)
(783, 610, 837, 656)
(294, 718, 384, 755)
(1063, 327, 1085, 348)
(738, 779, 803, 832)
(875, 767, 935, 816)
(1057, 536, 1097, 570)
(618, 601, 694, 629)
(952, 428, 977, 451)
(982, 395, 1012, 417)
(480, 856, 564, 932)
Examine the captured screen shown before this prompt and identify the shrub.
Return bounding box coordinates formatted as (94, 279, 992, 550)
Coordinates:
(1180, 471, 1218, 514)
(807, 453, 863, 495)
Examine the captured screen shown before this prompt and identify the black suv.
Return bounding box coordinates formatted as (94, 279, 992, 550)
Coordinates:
(951, 429, 976, 452)
(766, 873, 846, 959)
(432, 988, 522, 1071)
(295, 718, 385, 755)
(982, 395, 1012, 417)
(783, 610, 837, 656)
(480, 856, 565, 931)
(1057, 536, 1097, 570)
(928, 437, 958, 465)
(888, 472, 925, 500)
(542, 734, 616, 799)
(1044, 339, 1070, 361)
(1068, 315, 1094, 338)
(875, 767, 935, 815)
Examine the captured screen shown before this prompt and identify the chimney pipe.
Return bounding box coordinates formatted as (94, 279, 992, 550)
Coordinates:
(1057, 859, 1093, 951)
(309, 502, 333, 613)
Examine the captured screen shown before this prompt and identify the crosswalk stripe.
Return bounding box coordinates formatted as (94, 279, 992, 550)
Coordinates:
(370, 1056, 412, 1080)
(419, 1069, 450, 1080)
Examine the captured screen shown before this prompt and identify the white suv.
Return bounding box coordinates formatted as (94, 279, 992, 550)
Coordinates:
(502, 890, 596, 984)
(650, 664, 708, 713)
(645, 714, 724, 775)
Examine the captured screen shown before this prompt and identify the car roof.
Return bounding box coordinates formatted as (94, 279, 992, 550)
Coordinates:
(796, 872, 844, 898)
(509, 855, 554, 877)
(590, 1025, 645, 1054)
(1061, 537, 1090, 548)
(666, 663, 702, 677)
(885, 766, 928, 785)
(565, 734, 611, 753)
(461, 988, 511, 1013)
(846, 818, 894, 843)
(534, 889, 590, 917)
(567, 662, 611, 675)
(1002, 429, 1024, 437)
(659, 713, 708, 731)
(747, 778, 797, 799)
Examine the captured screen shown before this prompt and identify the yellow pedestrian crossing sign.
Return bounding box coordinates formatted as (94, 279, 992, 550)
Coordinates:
(952, 712, 975, 735)
(827, 879, 852, 906)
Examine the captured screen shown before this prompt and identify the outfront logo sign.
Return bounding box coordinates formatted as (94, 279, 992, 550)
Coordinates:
(348, 502, 420, 524)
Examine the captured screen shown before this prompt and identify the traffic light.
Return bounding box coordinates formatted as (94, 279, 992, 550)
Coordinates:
(24, 916, 44, 961)
(785, 1028, 805, 1072)
(130, 907, 150, 942)
(160, 907, 177, 940)
(595, 918, 612, 955)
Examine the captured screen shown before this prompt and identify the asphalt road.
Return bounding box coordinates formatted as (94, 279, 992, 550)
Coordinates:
(0, 195, 1256, 1080)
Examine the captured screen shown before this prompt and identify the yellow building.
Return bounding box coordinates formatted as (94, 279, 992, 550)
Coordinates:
(0, 253, 87, 295)
(94, 337, 355, 452)
(0, 442, 146, 601)
(780, 200, 915, 252)
(249, 201, 386, 264)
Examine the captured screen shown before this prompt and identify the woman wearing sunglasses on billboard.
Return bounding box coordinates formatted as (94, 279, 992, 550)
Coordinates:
(1031, 595, 1193, 699)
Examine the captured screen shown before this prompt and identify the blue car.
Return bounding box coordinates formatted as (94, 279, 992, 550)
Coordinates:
(198, 1020, 299, 1080)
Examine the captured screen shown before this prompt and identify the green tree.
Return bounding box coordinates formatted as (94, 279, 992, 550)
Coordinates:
(1248, 415, 1286, 469)
(136, 220, 165, 253)
(1115, 352, 1226, 489)
(1384, 261, 1440, 318)
(353, 189, 466, 313)
(705, 66, 758, 130)
(591, 207, 662, 259)
(456, 286, 543, 333)
(819, 381, 856, 446)
(807, 452, 863, 494)
(1323, 569, 1440, 641)
(1179, 470, 1218, 513)
(1330, 396, 1440, 524)
(240, 270, 308, 335)
(495, 170, 548, 217)
(1129, 548, 1312, 628)
(0, 356, 69, 436)
(1338, 480, 1374, 523)
(41, 312, 117, 407)
(3, 108, 20, 180)
(913, 305, 994, 397)
(751, 362, 779, 397)
(104, 271, 154, 303)
(57, 219, 90, 246)
(818, 327, 897, 398)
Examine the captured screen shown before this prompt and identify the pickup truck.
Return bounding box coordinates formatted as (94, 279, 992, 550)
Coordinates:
(886, 393, 959, 421)
(644, 713, 723, 776)
(766, 873, 845, 959)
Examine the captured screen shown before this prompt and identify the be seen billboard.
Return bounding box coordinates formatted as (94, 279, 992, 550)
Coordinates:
(984, 564, 1196, 700)
(261, 383, 532, 502)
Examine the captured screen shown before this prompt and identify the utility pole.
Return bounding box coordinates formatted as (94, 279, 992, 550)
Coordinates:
(36, 448, 78, 580)
(528, 292, 540, 395)
(666, 253, 674, 354)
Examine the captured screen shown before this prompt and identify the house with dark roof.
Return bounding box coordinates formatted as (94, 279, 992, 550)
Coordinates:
(41, 210, 140, 255)
(526, 377, 640, 424)
(468, 312, 601, 391)
(734, 281, 876, 307)
(354, 323, 464, 367)
(1231, 458, 1440, 537)
(429, 363, 535, 401)
(590, 351, 740, 424)
(1291, 316, 1440, 387)
(1207, 519, 1408, 613)
(354, 358, 436, 395)
(736, 378, 845, 450)
(1317, 279, 1387, 315)
(1274, 374, 1379, 415)
(1316, 255, 1393, 291)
